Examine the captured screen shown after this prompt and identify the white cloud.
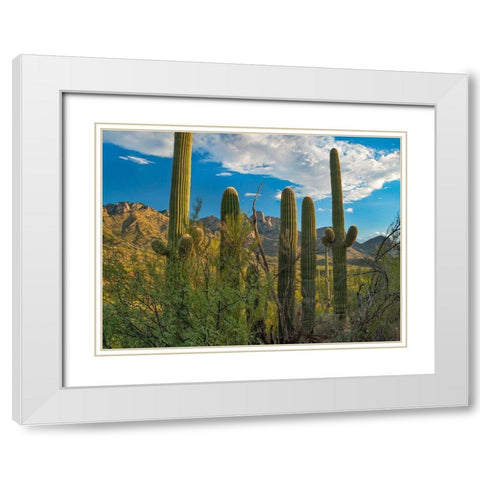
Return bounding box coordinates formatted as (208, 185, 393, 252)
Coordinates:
(119, 155, 154, 165)
(195, 133, 400, 203)
(345, 207, 354, 213)
(245, 192, 261, 197)
(317, 207, 325, 212)
(215, 172, 233, 177)
(105, 130, 400, 204)
(104, 130, 174, 157)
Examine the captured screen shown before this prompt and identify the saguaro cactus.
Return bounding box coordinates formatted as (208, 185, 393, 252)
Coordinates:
(151, 132, 193, 258)
(277, 187, 297, 342)
(220, 186, 241, 276)
(218, 187, 242, 329)
(221, 187, 241, 224)
(321, 148, 358, 319)
(300, 196, 316, 334)
(167, 132, 193, 252)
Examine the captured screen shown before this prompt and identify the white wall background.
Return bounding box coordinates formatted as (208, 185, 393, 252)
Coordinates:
(0, 1, 476, 478)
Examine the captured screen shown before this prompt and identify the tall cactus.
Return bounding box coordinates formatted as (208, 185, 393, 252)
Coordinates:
(321, 148, 358, 319)
(221, 187, 240, 226)
(152, 132, 193, 258)
(278, 187, 297, 342)
(220, 186, 241, 278)
(167, 132, 193, 252)
(300, 196, 316, 334)
(218, 187, 242, 332)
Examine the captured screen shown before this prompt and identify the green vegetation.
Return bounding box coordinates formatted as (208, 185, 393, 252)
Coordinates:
(103, 143, 401, 348)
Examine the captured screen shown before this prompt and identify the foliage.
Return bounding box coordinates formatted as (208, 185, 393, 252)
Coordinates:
(103, 209, 401, 348)
(349, 215, 401, 342)
(103, 201, 277, 348)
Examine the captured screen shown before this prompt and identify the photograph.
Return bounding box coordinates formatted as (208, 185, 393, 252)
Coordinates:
(101, 129, 402, 349)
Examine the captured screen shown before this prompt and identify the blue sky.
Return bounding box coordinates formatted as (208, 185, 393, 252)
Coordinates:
(102, 131, 401, 242)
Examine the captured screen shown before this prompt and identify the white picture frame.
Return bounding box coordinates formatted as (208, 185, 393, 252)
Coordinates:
(12, 54, 468, 425)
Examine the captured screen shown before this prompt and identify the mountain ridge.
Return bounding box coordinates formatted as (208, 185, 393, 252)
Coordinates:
(103, 201, 392, 262)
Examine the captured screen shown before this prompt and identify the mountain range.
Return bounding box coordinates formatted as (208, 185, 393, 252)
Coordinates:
(103, 201, 393, 264)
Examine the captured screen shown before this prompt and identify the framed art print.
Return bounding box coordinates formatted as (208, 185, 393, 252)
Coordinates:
(13, 55, 468, 424)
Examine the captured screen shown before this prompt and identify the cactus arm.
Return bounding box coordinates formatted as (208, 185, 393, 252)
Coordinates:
(178, 233, 194, 258)
(151, 238, 169, 256)
(190, 225, 204, 246)
(344, 225, 358, 248)
(321, 227, 335, 247)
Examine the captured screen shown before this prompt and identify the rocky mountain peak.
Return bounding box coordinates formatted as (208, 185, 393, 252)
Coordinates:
(104, 201, 148, 216)
(255, 210, 266, 224)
